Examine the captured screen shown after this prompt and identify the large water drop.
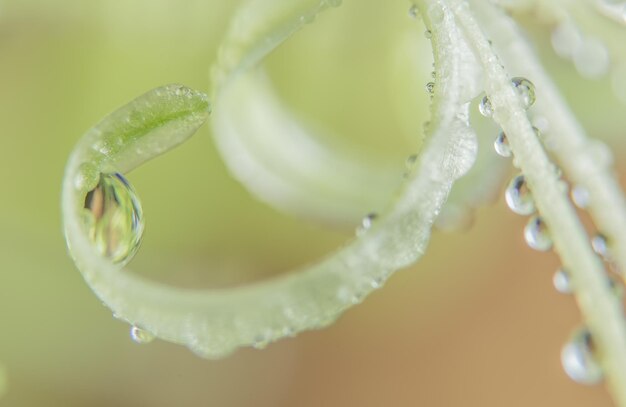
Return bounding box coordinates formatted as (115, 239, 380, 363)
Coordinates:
(505, 174, 535, 216)
(561, 327, 603, 385)
(83, 173, 144, 265)
(524, 216, 553, 252)
(494, 132, 512, 157)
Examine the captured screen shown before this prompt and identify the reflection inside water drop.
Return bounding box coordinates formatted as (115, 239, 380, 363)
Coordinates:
(83, 172, 144, 265)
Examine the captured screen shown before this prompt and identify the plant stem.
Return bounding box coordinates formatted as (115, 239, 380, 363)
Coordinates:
(483, 0, 626, 290)
(447, 1, 626, 404)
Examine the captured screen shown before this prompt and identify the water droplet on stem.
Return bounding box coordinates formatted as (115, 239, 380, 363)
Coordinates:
(561, 327, 603, 385)
(511, 77, 536, 109)
(478, 96, 493, 117)
(494, 132, 512, 157)
(83, 173, 144, 265)
(505, 174, 535, 215)
(524, 216, 553, 251)
(356, 213, 378, 236)
(553, 268, 573, 294)
(571, 185, 590, 208)
(130, 326, 155, 344)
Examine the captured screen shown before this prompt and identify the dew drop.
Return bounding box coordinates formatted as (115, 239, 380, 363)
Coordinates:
(130, 325, 155, 344)
(571, 185, 590, 208)
(425, 81, 435, 94)
(478, 96, 493, 117)
(494, 132, 512, 157)
(370, 277, 383, 289)
(252, 334, 269, 349)
(424, 29, 432, 39)
(83, 173, 144, 265)
(561, 327, 603, 385)
(524, 216, 553, 251)
(591, 233, 609, 258)
(511, 77, 536, 109)
(553, 268, 573, 294)
(408, 4, 419, 19)
(356, 212, 378, 236)
(505, 174, 536, 215)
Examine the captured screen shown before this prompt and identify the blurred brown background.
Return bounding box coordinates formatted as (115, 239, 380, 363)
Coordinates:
(0, 0, 624, 406)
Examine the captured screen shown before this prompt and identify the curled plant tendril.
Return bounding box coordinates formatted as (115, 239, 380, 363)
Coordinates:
(62, 0, 626, 404)
(63, 0, 481, 359)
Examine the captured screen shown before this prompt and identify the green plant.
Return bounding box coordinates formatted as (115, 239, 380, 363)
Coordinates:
(61, 0, 626, 404)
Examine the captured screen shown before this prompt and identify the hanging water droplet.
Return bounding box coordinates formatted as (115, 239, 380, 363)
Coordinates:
(505, 174, 536, 215)
(591, 233, 609, 258)
(494, 132, 512, 157)
(356, 212, 378, 236)
(408, 4, 419, 19)
(553, 268, 573, 294)
(561, 327, 603, 385)
(431, 71, 436, 79)
(571, 185, 590, 208)
(130, 325, 155, 344)
(478, 96, 493, 117)
(524, 216, 553, 251)
(511, 77, 536, 109)
(252, 333, 270, 349)
(425, 81, 435, 94)
(424, 29, 432, 39)
(83, 173, 144, 265)
(370, 276, 384, 289)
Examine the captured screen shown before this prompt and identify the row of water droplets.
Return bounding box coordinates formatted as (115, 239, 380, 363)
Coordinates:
(479, 76, 623, 385)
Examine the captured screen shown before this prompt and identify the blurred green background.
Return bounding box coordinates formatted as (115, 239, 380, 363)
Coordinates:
(0, 0, 625, 405)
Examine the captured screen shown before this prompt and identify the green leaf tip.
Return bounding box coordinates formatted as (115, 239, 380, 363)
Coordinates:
(72, 83, 210, 192)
